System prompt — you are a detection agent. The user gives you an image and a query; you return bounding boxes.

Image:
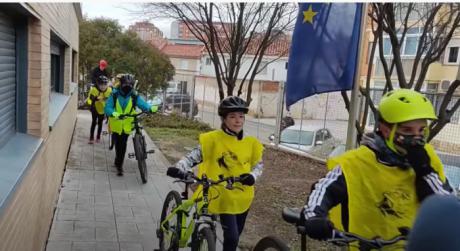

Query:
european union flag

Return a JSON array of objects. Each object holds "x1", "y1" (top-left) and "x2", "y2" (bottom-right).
[{"x1": 286, "y1": 3, "x2": 363, "y2": 108}]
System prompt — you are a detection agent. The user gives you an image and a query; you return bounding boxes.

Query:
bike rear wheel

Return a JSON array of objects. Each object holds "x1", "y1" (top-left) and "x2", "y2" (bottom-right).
[
  {"x1": 133, "y1": 134, "x2": 148, "y2": 183},
  {"x1": 158, "y1": 190, "x2": 182, "y2": 251},
  {"x1": 253, "y1": 236, "x2": 290, "y2": 251},
  {"x1": 191, "y1": 227, "x2": 216, "y2": 251}
]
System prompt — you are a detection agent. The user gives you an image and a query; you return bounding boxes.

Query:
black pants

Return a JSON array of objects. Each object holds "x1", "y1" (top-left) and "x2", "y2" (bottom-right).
[
  {"x1": 220, "y1": 211, "x2": 249, "y2": 251},
  {"x1": 90, "y1": 109, "x2": 105, "y2": 140},
  {"x1": 113, "y1": 132, "x2": 129, "y2": 169}
]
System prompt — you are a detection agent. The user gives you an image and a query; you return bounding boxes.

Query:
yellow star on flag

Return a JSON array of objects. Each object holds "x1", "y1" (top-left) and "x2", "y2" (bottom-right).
[{"x1": 303, "y1": 5, "x2": 318, "y2": 24}]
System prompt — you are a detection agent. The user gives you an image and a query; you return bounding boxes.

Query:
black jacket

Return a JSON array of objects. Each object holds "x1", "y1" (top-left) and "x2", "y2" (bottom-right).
[{"x1": 91, "y1": 66, "x2": 109, "y2": 84}]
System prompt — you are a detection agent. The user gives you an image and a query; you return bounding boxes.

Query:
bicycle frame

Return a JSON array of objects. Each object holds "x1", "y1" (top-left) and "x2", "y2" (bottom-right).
[{"x1": 160, "y1": 174, "x2": 239, "y2": 249}]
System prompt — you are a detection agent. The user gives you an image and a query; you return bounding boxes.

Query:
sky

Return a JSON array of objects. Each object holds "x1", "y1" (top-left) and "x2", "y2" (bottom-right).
[{"x1": 82, "y1": 2, "x2": 173, "y2": 38}]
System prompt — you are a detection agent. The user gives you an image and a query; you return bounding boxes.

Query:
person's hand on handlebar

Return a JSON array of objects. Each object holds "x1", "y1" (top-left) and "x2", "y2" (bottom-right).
[
  {"x1": 239, "y1": 173, "x2": 255, "y2": 186},
  {"x1": 167, "y1": 167, "x2": 191, "y2": 180},
  {"x1": 112, "y1": 111, "x2": 120, "y2": 119},
  {"x1": 304, "y1": 216, "x2": 335, "y2": 240}
]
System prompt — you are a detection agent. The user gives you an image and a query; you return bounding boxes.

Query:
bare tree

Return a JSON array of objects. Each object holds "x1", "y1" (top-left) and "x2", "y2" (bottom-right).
[
  {"x1": 342, "y1": 3, "x2": 460, "y2": 141},
  {"x1": 142, "y1": 3, "x2": 296, "y2": 104}
]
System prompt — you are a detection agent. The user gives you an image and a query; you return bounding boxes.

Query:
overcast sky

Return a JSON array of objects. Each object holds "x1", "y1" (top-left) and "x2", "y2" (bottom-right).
[{"x1": 82, "y1": 2, "x2": 173, "y2": 38}]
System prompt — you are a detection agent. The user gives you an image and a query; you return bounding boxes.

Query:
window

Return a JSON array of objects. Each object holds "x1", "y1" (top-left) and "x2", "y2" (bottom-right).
[
  {"x1": 180, "y1": 60, "x2": 188, "y2": 70},
  {"x1": 447, "y1": 47, "x2": 459, "y2": 63},
  {"x1": 426, "y1": 83, "x2": 438, "y2": 93},
  {"x1": 403, "y1": 36, "x2": 418, "y2": 56},
  {"x1": 50, "y1": 33, "x2": 65, "y2": 93},
  {"x1": 383, "y1": 37, "x2": 392, "y2": 56},
  {"x1": 205, "y1": 57, "x2": 211, "y2": 65},
  {"x1": 441, "y1": 80, "x2": 451, "y2": 90}
]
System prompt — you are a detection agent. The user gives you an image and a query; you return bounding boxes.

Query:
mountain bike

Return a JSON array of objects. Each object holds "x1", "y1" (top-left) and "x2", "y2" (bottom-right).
[
  {"x1": 253, "y1": 207, "x2": 409, "y2": 251},
  {"x1": 156, "y1": 172, "x2": 242, "y2": 251},
  {"x1": 118, "y1": 111, "x2": 155, "y2": 183}
]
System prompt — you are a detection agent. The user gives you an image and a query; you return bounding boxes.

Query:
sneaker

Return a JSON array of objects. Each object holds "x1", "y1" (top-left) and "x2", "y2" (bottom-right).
[
  {"x1": 116, "y1": 167, "x2": 123, "y2": 176},
  {"x1": 88, "y1": 139, "x2": 94, "y2": 144},
  {"x1": 95, "y1": 138, "x2": 101, "y2": 144}
]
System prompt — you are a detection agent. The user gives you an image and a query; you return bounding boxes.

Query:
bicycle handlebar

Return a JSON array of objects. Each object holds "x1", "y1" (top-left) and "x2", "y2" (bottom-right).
[
  {"x1": 118, "y1": 111, "x2": 149, "y2": 120},
  {"x1": 173, "y1": 171, "x2": 243, "y2": 190}
]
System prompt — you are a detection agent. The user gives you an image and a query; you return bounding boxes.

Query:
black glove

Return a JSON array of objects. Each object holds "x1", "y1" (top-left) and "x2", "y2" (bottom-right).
[
  {"x1": 405, "y1": 145, "x2": 433, "y2": 177},
  {"x1": 239, "y1": 173, "x2": 255, "y2": 186},
  {"x1": 304, "y1": 217, "x2": 334, "y2": 240},
  {"x1": 167, "y1": 167, "x2": 187, "y2": 179}
]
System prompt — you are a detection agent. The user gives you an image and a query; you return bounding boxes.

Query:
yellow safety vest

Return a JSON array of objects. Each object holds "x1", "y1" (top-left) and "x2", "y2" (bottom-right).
[
  {"x1": 86, "y1": 86, "x2": 112, "y2": 114},
  {"x1": 326, "y1": 144, "x2": 445, "y2": 250},
  {"x1": 108, "y1": 97, "x2": 136, "y2": 134},
  {"x1": 193, "y1": 130, "x2": 264, "y2": 214}
]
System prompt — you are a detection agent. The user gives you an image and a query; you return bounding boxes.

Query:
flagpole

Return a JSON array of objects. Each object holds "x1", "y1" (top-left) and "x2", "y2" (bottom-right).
[{"x1": 345, "y1": 3, "x2": 368, "y2": 151}]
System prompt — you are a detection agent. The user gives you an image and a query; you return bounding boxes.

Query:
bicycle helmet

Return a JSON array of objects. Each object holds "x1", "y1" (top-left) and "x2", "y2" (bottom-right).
[
  {"x1": 218, "y1": 96, "x2": 249, "y2": 117},
  {"x1": 96, "y1": 75, "x2": 109, "y2": 92},
  {"x1": 120, "y1": 74, "x2": 135, "y2": 87},
  {"x1": 379, "y1": 89, "x2": 437, "y2": 124},
  {"x1": 378, "y1": 89, "x2": 437, "y2": 153}
]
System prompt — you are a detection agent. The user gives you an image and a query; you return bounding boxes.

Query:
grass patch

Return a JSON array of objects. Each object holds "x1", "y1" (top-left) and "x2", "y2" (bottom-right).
[{"x1": 143, "y1": 114, "x2": 212, "y2": 164}]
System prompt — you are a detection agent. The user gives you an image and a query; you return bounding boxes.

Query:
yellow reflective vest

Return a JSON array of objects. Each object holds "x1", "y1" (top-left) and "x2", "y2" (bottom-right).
[
  {"x1": 326, "y1": 144, "x2": 445, "y2": 250},
  {"x1": 86, "y1": 86, "x2": 112, "y2": 115},
  {"x1": 108, "y1": 97, "x2": 136, "y2": 134},
  {"x1": 193, "y1": 130, "x2": 264, "y2": 214}
]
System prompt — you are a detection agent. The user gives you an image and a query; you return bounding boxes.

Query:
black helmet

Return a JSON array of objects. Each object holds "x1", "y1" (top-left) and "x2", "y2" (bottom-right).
[
  {"x1": 218, "y1": 96, "x2": 248, "y2": 117},
  {"x1": 96, "y1": 75, "x2": 109, "y2": 85},
  {"x1": 120, "y1": 74, "x2": 135, "y2": 87}
]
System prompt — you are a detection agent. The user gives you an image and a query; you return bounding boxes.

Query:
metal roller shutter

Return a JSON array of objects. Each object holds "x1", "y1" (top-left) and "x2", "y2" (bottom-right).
[{"x1": 0, "y1": 11, "x2": 16, "y2": 147}]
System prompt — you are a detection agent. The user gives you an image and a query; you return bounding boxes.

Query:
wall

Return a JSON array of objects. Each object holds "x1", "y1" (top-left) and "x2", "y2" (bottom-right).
[{"x1": 0, "y1": 93, "x2": 77, "y2": 251}]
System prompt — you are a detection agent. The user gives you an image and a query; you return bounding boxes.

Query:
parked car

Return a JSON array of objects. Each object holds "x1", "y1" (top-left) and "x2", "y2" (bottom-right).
[
  {"x1": 164, "y1": 93, "x2": 198, "y2": 116},
  {"x1": 269, "y1": 125, "x2": 333, "y2": 153}
]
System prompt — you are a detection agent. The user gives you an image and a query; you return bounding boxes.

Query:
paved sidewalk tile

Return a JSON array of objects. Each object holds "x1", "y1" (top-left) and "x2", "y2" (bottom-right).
[{"x1": 46, "y1": 110, "x2": 227, "y2": 251}]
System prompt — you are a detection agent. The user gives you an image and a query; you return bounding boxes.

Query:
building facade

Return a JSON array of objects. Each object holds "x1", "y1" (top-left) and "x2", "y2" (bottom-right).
[
  {"x1": 0, "y1": 3, "x2": 81, "y2": 250},
  {"x1": 129, "y1": 21, "x2": 167, "y2": 50}
]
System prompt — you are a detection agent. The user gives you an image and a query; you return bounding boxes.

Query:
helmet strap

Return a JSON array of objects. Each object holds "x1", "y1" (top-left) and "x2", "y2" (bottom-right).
[
  {"x1": 221, "y1": 123, "x2": 243, "y2": 140},
  {"x1": 385, "y1": 124, "x2": 400, "y2": 154}
]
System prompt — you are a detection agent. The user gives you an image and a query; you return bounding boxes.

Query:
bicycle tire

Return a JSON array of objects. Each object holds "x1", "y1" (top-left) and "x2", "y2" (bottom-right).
[
  {"x1": 191, "y1": 227, "x2": 216, "y2": 251},
  {"x1": 158, "y1": 190, "x2": 183, "y2": 251},
  {"x1": 133, "y1": 134, "x2": 148, "y2": 183},
  {"x1": 253, "y1": 236, "x2": 290, "y2": 251}
]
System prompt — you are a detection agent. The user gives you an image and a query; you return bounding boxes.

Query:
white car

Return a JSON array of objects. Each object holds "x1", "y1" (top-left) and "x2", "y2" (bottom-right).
[{"x1": 270, "y1": 125, "x2": 333, "y2": 153}]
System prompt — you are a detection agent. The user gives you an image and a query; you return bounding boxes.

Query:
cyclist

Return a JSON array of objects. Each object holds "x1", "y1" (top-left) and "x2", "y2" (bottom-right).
[
  {"x1": 91, "y1": 59, "x2": 110, "y2": 84},
  {"x1": 301, "y1": 89, "x2": 452, "y2": 246},
  {"x1": 406, "y1": 194, "x2": 460, "y2": 251},
  {"x1": 86, "y1": 75, "x2": 112, "y2": 144},
  {"x1": 104, "y1": 74, "x2": 158, "y2": 176},
  {"x1": 166, "y1": 96, "x2": 264, "y2": 251}
]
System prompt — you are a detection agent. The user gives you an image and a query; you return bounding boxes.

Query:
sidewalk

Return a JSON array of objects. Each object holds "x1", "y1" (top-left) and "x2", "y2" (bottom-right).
[{"x1": 45, "y1": 111, "x2": 225, "y2": 251}]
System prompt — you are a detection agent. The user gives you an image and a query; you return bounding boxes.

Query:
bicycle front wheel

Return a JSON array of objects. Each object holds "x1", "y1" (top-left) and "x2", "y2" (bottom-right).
[
  {"x1": 253, "y1": 236, "x2": 290, "y2": 251},
  {"x1": 133, "y1": 134, "x2": 147, "y2": 183},
  {"x1": 191, "y1": 227, "x2": 216, "y2": 251},
  {"x1": 158, "y1": 190, "x2": 182, "y2": 251}
]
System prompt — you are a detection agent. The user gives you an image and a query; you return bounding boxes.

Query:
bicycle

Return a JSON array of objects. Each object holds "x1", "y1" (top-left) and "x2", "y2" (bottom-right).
[
  {"x1": 253, "y1": 207, "x2": 409, "y2": 251},
  {"x1": 156, "y1": 172, "x2": 242, "y2": 251},
  {"x1": 116, "y1": 111, "x2": 155, "y2": 183}
]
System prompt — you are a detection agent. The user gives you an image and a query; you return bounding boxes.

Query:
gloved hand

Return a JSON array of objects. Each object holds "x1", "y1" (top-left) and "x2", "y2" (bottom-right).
[
  {"x1": 405, "y1": 145, "x2": 433, "y2": 177},
  {"x1": 304, "y1": 217, "x2": 334, "y2": 240},
  {"x1": 167, "y1": 167, "x2": 187, "y2": 179},
  {"x1": 150, "y1": 105, "x2": 158, "y2": 113},
  {"x1": 239, "y1": 173, "x2": 255, "y2": 186},
  {"x1": 112, "y1": 112, "x2": 120, "y2": 118}
]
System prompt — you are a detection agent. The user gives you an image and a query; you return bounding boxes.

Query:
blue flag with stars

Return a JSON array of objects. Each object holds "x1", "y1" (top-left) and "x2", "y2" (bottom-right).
[{"x1": 286, "y1": 3, "x2": 363, "y2": 108}]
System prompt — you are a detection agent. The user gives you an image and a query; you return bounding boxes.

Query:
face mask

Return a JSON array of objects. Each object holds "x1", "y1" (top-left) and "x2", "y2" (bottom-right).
[
  {"x1": 121, "y1": 85, "x2": 132, "y2": 95},
  {"x1": 394, "y1": 133, "x2": 426, "y2": 151}
]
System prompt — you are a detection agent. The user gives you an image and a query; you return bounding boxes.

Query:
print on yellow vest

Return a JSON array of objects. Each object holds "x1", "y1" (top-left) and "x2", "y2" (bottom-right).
[{"x1": 192, "y1": 130, "x2": 263, "y2": 214}]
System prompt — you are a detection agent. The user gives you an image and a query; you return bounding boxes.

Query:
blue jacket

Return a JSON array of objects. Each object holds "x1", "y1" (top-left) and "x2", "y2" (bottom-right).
[{"x1": 105, "y1": 89, "x2": 151, "y2": 116}]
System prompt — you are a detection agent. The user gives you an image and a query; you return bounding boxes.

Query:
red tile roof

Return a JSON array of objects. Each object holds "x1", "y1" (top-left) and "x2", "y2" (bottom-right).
[{"x1": 161, "y1": 44, "x2": 204, "y2": 59}]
